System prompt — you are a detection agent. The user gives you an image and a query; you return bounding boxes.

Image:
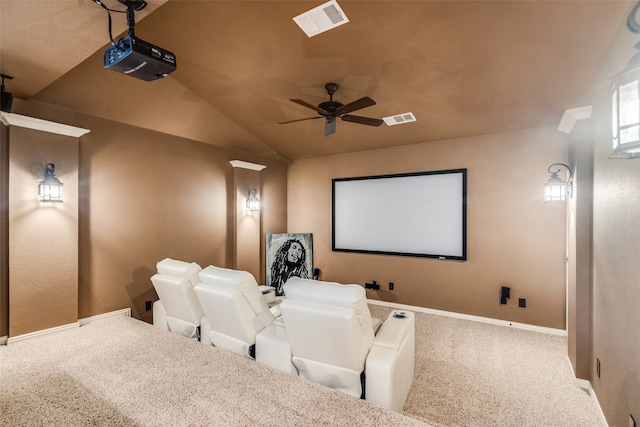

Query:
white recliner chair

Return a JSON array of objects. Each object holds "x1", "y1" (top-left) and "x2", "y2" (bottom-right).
[
  {"x1": 194, "y1": 266, "x2": 296, "y2": 373},
  {"x1": 151, "y1": 258, "x2": 205, "y2": 340},
  {"x1": 280, "y1": 277, "x2": 415, "y2": 412}
]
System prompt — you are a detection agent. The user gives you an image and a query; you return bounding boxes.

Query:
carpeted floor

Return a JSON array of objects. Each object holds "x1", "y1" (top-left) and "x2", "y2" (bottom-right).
[
  {"x1": 0, "y1": 306, "x2": 603, "y2": 426},
  {"x1": 368, "y1": 304, "x2": 602, "y2": 426}
]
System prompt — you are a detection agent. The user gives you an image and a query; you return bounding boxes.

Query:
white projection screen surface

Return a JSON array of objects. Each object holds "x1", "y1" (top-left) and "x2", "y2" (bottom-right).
[{"x1": 332, "y1": 169, "x2": 467, "y2": 260}]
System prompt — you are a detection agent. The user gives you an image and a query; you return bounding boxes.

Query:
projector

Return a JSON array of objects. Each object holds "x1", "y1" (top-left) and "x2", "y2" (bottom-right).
[{"x1": 104, "y1": 35, "x2": 176, "y2": 81}]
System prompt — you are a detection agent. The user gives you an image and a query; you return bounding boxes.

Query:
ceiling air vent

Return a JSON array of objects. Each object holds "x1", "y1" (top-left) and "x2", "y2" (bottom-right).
[
  {"x1": 293, "y1": 0, "x2": 349, "y2": 38},
  {"x1": 383, "y1": 112, "x2": 417, "y2": 126}
]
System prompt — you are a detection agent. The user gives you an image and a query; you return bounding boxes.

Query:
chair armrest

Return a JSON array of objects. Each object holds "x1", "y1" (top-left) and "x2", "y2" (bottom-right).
[
  {"x1": 152, "y1": 300, "x2": 168, "y2": 330},
  {"x1": 200, "y1": 316, "x2": 212, "y2": 346},
  {"x1": 373, "y1": 311, "x2": 413, "y2": 349},
  {"x1": 259, "y1": 285, "x2": 276, "y2": 304},
  {"x1": 256, "y1": 324, "x2": 297, "y2": 374},
  {"x1": 365, "y1": 310, "x2": 415, "y2": 412}
]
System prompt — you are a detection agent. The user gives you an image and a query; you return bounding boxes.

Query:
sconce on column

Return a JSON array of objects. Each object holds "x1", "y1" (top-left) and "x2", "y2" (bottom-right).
[
  {"x1": 544, "y1": 163, "x2": 572, "y2": 203},
  {"x1": 246, "y1": 188, "x2": 261, "y2": 211},
  {"x1": 38, "y1": 163, "x2": 63, "y2": 202}
]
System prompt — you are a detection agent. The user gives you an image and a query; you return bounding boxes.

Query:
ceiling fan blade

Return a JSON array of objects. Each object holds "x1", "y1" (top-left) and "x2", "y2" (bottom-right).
[
  {"x1": 278, "y1": 116, "x2": 323, "y2": 124},
  {"x1": 338, "y1": 97, "x2": 377, "y2": 114},
  {"x1": 324, "y1": 119, "x2": 337, "y2": 136},
  {"x1": 341, "y1": 114, "x2": 384, "y2": 127},
  {"x1": 290, "y1": 99, "x2": 327, "y2": 114}
]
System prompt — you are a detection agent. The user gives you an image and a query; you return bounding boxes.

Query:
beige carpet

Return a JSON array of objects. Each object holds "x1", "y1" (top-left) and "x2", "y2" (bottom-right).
[
  {"x1": 0, "y1": 314, "x2": 425, "y2": 426},
  {"x1": 368, "y1": 305, "x2": 602, "y2": 426},
  {"x1": 0, "y1": 306, "x2": 603, "y2": 426}
]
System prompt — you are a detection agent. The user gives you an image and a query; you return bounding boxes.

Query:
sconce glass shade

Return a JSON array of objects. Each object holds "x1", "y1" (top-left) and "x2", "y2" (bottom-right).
[
  {"x1": 544, "y1": 163, "x2": 572, "y2": 203},
  {"x1": 246, "y1": 188, "x2": 261, "y2": 211},
  {"x1": 611, "y1": 51, "x2": 640, "y2": 157},
  {"x1": 38, "y1": 163, "x2": 63, "y2": 202}
]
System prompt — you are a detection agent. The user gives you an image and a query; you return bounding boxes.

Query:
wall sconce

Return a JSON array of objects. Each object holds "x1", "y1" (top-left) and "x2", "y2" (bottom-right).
[
  {"x1": 38, "y1": 163, "x2": 63, "y2": 202},
  {"x1": 610, "y1": 1, "x2": 640, "y2": 159},
  {"x1": 544, "y1": 163, "x2": 573, "y2": 203},
  {"x1": 246, "y1": 188, "x2": 261, "y2": 211}
]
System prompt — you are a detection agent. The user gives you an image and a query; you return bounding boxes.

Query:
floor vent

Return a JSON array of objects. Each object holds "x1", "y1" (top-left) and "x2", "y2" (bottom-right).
[{"x1": 293, "y1": 0, "x2": 349, "y2": 37}]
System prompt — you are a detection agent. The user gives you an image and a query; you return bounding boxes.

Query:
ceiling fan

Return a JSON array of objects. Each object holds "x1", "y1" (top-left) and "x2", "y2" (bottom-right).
[{"x1": 279, "y1": 83, "x2": 384, "y2": 136}]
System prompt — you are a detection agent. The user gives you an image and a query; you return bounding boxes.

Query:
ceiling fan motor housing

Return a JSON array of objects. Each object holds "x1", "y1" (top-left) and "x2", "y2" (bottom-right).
[{"x1": 318, "y1": 101, "x2": 344, "y2": 117}]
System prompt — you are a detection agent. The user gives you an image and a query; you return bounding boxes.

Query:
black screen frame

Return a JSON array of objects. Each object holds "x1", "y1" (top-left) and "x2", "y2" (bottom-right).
[{"x1": 331, "y1": 169, "x2": 467, "y2": 260}]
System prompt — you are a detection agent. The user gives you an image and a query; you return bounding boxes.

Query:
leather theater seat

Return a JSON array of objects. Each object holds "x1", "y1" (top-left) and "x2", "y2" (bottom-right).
[
  {"x1": 151, "y1": 258, "x2": 205, "y2": 340},
  {"x1": 279, "y1": 277, "x2": 415, "y2": 412},
  {"x1": 194, "y1": 265, "x2": 296, "y2": 374}
]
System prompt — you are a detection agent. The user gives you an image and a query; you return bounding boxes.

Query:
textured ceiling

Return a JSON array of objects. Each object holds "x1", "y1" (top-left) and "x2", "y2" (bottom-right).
[{"x1": 0, "y1": 0, "x2": 635, "y2": 160}]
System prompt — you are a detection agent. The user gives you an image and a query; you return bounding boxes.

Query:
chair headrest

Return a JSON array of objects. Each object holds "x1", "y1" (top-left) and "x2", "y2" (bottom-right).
[
  {"x1": 284, "y1": 277, "x2": 375, "y2": 346},
  {"x1": 156, "y1": 258, "x2": 202, "y2": 286},
  {"x1": 199, "y1": 265, "x2": 258, "y2": 288},
  {"x1": 284, "y1": 277, "x2": 363, "y2": 306}
]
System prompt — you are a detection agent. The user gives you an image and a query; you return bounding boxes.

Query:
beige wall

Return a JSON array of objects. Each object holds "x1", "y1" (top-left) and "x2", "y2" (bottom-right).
[
  {"x1": 8, "y1": 126, "x2": 79, "y2": 336},
  {"x1": 566, "y1": 119, "x2": 594, "y2": 381},
  {"x1": 9, "y1": 100, "x2": 287, "y2": 327},
  {"x1": 591, "y1": 102, "x2": 640, "y2": 426},
  {"x1": 0, "y1": 125, "x2": 9, "y2": 338},
  {"x1": 288, "y1": 127, "x2": 568, "y2": 329}
]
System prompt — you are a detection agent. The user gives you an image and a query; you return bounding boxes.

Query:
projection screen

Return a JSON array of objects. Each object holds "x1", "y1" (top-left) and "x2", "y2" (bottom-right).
[{"x1": 332, "y1": 169, "x2": 467, "y2": 260}]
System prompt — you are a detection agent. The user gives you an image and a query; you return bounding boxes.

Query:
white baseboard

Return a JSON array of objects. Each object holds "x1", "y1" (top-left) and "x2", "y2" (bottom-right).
[
  {"x1": 4, "y1": 308, "x2": 132, "y2": 345},
  {"x1": 7, "y1": 322, "x2": 79, "y2": 344},
  {"x1": 574, "y1": 379, "x2": 608, "y2": 426},
  {"x1": 0, "y1": 335, "x2": 7, "y2": 345},
  {"x1": 367, "y1": 299, "x2": 567, "y2": 336},
  {"x1": 78, "y1": 308, "x2": 131, "y2": 326}
]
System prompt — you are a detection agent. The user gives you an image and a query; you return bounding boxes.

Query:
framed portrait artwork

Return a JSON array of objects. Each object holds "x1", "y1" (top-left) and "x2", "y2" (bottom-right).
[{"x1": 266, "y1": 233, "x2": 313, "y2": 296}]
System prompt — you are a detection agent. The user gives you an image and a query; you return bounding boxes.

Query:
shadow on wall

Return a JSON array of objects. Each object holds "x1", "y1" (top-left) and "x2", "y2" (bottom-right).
[{"x1": 126, "y1": 266, "x2": 157, "y2": 324}]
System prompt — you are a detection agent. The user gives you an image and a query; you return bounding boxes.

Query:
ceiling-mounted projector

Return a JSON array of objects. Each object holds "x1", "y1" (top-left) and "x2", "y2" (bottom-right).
[
  {"x1": 104, "y1": 35, "x2": 176, "y2": 81},
  {"x1": 97, "y1": 0, "x2": 176, "y2": 81}
]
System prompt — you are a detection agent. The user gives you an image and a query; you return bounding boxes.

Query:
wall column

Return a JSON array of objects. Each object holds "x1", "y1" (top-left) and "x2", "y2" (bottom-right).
[
  {"x1": 0, "y1": 124, "x2": 9, "y2": 341},
  {"x1": 2, "y1": 112, "x2": 89, "y2": 338},
  {"x1": 230, "y1": 160, "x2": 266, "y2": 282}
]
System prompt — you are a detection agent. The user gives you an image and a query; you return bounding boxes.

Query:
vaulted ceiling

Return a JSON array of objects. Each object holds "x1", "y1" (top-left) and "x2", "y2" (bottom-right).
[{"x1": 0, "y1": 1, "x2": 635, "y2": 160}]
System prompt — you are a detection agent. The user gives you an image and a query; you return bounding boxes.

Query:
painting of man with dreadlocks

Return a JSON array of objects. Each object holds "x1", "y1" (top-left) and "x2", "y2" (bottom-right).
[{"x1": 266, "y1": 233, "x2": 313, "y2": 296}]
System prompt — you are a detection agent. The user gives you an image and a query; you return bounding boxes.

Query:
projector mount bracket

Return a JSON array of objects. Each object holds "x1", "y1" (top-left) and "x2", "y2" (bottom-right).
[
  {"x1": 117, "y1": 0, "x2": 147, "y2": 37},
  {"x1": 92, "y1": 0, "x2": 146, "y2": 44}
]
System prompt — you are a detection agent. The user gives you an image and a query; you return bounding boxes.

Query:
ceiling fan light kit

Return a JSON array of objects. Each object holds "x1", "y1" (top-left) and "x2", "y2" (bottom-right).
[
  {"x1": 279, "y1": 83, "x2": 383, "y2": 136},
  {"x1": 293, "y1": 0, "x2": 349, "y2": 37}
]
